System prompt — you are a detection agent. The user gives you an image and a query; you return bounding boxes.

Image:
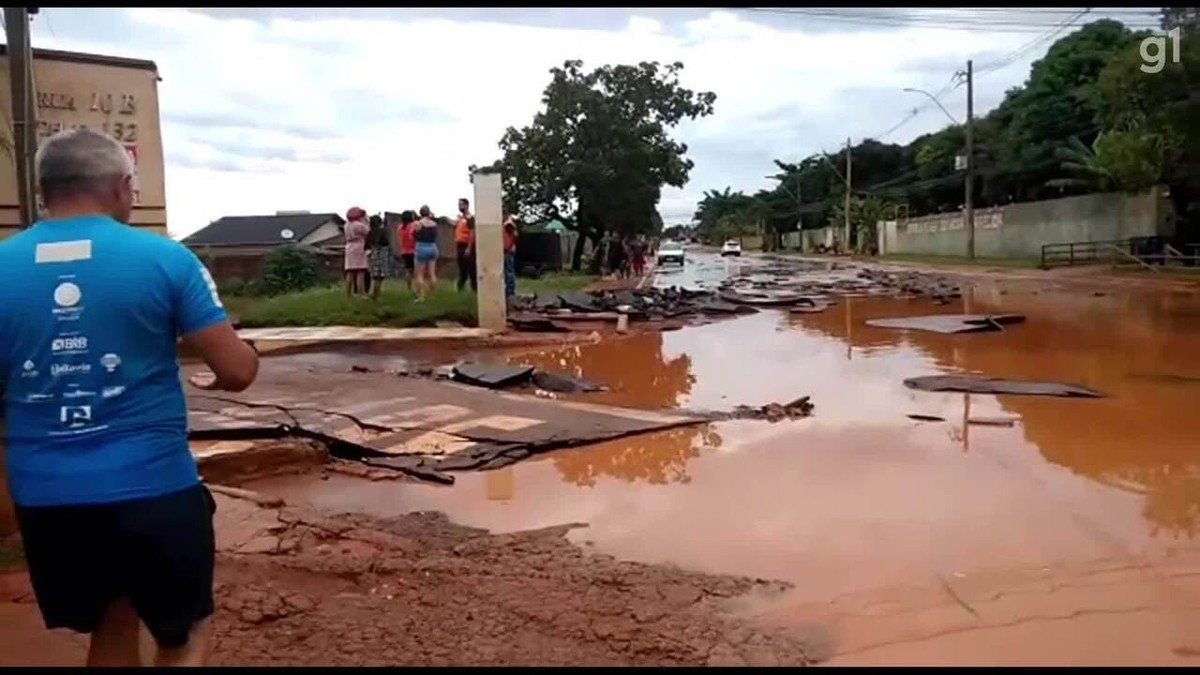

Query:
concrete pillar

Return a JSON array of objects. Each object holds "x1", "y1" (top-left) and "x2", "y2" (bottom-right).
[{"x1": 472, "y1": 171, "x2": 506, "y2": 330}]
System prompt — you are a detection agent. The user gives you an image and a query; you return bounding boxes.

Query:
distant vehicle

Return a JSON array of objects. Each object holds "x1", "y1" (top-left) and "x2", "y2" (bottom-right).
[
  {"x1": 657, "y1": 240, "x2": 685, "y2": 266},
  {"x1": 721, "y1": 239, "x2": 742, "y2": 257}
]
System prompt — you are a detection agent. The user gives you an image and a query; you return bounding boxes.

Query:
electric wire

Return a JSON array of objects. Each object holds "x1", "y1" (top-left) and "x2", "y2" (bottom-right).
[
  {"x1": 975, "y1": 8, "x2": 1092, "y2": 76},
  {"x1": 737, "y1": 7, "x2": 1159, "y2": 33}
]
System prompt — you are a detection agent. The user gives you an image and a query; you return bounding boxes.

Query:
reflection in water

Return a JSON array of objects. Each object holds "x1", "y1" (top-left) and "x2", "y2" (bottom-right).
[
  {"x1": 505, "y1": 331, "x2": 696, "y2": 410},
  {"x1": 553, "y1": 425, "x2": 723, "y2": 487},
  {"x1": 790, "y1": 282, "x2": 1200, "y2": 539},
  {"x1": 485, "y1": 466, "x2": 515, "y2": 501},
  {"x1": 503, "y1": 331, "x2": 717, "y2": 486}
]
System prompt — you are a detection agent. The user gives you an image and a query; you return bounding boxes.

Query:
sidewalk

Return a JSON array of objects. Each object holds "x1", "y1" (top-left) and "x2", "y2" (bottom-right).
[{"x1": 749, "y1": 249, "x2": 1200, "y2": 292}]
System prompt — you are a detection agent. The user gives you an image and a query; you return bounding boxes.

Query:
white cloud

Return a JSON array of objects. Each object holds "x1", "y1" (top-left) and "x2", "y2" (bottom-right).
[
  {"x1": 627, "y1": 16, "x2": 664, "y2": 35},
  {"x1": 30, "y1": 8, "x2": 1072, "y2": 235}
]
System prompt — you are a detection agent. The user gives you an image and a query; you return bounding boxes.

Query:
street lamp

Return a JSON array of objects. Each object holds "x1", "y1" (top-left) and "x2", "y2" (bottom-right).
[
  {"x1": 902, "y1": 87, "x2": 959, "y2": 126},
  {"x1": 904, "y1": 80, "x2": 975, "y2": 260}
]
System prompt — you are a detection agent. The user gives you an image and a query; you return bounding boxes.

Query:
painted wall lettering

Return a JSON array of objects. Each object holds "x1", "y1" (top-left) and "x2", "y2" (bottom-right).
[
  {"x1": 90, "y1": 92, "x2": 113, "y2": 114},
  {"x1": 105, "y1": 121, "x2": 137, "y2": 143},
  {"x1": 36, "y1": 92, "x2": 76, "y2": 111}
]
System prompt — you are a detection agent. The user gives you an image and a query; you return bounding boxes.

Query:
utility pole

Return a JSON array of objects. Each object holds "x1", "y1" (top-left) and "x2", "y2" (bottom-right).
[
  {"x1": 964, "y1": 59, "x2": 975, "y2": 260},
  {"x1": 844, "y1": 136, "x2": 852, "y2": 253},
  {"x1": 793, "y1": 173, "x2": 801, "y2": 251},
  {"x1": 5, "y1": 7, "x2": 37, "y2": 227}
]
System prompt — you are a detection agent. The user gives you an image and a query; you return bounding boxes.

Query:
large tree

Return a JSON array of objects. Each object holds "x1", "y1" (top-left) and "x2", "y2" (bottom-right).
[
  {"x1": 490, "y1": 60, "x2": 715, "y2": 270},
  {"x1": 1093, "y1": 10, "x2": 1200, "y2": 236},
  {"x1": 691, "y1": 17, "x2": 1167, "y2": 245}
]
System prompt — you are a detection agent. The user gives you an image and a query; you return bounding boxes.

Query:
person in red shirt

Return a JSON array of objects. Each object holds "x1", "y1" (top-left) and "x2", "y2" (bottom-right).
[
  {"x1": 394, "y1": 210, "x2": 417, "y2": 292},
  {"x1": 502, "y1": 210, "x2": 518, "y2": 298},
  {"x1": 630, "y1": 235, "x2": 647, "y2": 277}
]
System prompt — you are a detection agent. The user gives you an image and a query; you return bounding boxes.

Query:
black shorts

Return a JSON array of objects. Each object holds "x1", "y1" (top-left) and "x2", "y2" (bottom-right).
[
  {"x1": 15, "y1": 484, "x2": 217, "y2": 648},
  {"x1": 400, "y1": 253, "x2": 415, "y2": 272}
]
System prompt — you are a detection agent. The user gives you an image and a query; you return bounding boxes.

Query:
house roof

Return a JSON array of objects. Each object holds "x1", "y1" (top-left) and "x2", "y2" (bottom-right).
[
  {"x1": 183, "y1": 213, "x2": 344, "y2": 247},
  {"x1": 309, "y1": 231, "x2": 345, "y2": 247},
  {"x1": 0, "y1": 45, "x2": 158, "y2": 72}
]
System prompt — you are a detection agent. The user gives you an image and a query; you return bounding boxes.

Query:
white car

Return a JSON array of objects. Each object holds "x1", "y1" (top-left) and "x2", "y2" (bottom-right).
[
  {"x1": 721, "y1": 239, "x2": 742, "y2": 257},
  {"x1": 656, "y1": 240, "x2": 685, "y2": 266}
]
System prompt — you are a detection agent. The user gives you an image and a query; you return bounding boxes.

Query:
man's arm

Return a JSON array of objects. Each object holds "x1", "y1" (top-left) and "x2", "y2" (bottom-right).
[{"x1": 171, "y1": 246, "x2": 259, "y2": 392}]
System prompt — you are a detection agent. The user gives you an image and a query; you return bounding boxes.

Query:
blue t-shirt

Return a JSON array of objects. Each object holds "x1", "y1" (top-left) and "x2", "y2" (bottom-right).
[{"x1": 0, "y1": 215, "x2": 228, "y2": 507}]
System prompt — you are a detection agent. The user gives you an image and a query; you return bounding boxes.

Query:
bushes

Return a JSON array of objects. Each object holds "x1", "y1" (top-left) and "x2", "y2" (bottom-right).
[{"x1": 260, "y1": 245, "x2": 325, "y2": 296}]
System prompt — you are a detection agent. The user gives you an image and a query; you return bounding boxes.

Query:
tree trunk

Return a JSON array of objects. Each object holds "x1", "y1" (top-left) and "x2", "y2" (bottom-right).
[
  {"x1": 571, "y1": 231, "x2": 587, "y2": 272},
  {"x1": 587, "y1": 232, "x2": 604, "y2": 274}
]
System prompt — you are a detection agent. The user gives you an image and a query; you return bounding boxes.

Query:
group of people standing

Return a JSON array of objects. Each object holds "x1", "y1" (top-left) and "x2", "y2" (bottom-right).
[
  {"x1": 340, "y1": 198, "x2": 519, "y2": 303},
  {"x1": 602, "y1": 233, "x2": 650, "y2": 279}
]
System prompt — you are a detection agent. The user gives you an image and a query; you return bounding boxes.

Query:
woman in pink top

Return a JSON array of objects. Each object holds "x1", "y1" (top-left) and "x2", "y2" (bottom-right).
[{"x1": 343, "y1": 206, "x2": 370, "y2": 296}]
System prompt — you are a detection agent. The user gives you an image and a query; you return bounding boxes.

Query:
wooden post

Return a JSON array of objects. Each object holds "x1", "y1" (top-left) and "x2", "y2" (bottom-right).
[
  {"x1": 5, "y1": 7, "x2": 37, "y2": 227},
  {"x1": 472, "y1": 170, "x2": 506, "y2": 330}
]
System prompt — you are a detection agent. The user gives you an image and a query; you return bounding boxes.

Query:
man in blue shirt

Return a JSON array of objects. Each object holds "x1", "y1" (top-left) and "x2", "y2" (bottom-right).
[{"x1": 0, "y1": 128, "x2": 259, "y2": 666}]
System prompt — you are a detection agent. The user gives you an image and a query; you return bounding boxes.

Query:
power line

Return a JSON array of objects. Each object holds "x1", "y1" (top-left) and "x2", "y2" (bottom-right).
[
  {"x1": 737, "y1": 7, "x2": 1158, "y2": 33},
  {"x1": 866, "y1": 71, "x2": 963, "y2": 142},
  {"x1": 975, "y1": 8, "x2": 1092, "y2": 75},
  {"x1": 35, "y1": 8, "x2": 59, "y2": 40},
  {"x1": 740, "y1": 7, "x2": 1156, "y2": 24}
]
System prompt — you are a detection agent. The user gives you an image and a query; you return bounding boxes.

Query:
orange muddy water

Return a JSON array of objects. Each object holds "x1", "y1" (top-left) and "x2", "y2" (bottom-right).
[{"x1": 252, "y1": 260, "x2": 1200, "y2": 665}]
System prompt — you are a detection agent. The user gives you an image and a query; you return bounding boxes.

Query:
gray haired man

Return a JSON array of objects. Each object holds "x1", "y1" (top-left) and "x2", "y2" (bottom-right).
[{"x1": 0, "y1": 128, "x2": 259, "y2": 665}]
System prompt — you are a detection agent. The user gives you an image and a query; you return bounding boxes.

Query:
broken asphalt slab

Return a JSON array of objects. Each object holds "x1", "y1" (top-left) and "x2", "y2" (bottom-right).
[
  {"x1": 185, "y1": 367, "x2": 701, "y2": 484},
  {"x1": 720, "y1": 264, "x2": 965, "y2": 303},
  {"x1": 866, "y1": 314, "x2": 1026, "y2": 335},
  {"x1": 508, "y1": 285, "x2": 762, "y2": 332},
  {"x1": 531, "y1": 370, "x2": 607, "y2": 394},
  {"x1": 451, "y1": 362, "x2": 535, "y2": 389},
  {"x1": 904, "y1": 375, "x2": 1105, "y2": 398}
]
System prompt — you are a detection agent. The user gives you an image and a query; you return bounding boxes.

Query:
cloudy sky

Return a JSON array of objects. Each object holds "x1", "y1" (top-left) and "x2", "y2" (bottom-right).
[{"x1": 26, "y1": 7, "x2": 1158, "y2": 238}]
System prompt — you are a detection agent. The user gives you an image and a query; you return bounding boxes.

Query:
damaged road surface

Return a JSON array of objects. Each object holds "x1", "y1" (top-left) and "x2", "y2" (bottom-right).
[
  {"x1": 186, "y1": 367, "x2": 702, "y2": 484},
  {"x1": 904, "y1": 374, "x2": 1105, "y2": 398},
  {"x1": 866, "y1": 313, "x2": 1026, "y2": 334}
]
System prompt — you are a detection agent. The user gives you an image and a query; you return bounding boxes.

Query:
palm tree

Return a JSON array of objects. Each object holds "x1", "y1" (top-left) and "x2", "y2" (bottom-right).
[{"x1": 1047, "y1": 136, "x2": 1114, "y2": 192}]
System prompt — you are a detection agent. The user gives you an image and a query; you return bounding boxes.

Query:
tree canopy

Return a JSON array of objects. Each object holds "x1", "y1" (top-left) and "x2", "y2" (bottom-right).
[
  {"x1": 483, "y1": 60, "x2": 715, "y2": 269},
  {"x1": 693, "y1": 15, "x2": 1199, "y2": 250}
]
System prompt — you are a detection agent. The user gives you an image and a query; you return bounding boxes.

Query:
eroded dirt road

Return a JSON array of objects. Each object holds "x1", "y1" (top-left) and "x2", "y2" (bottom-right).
[{"x1": 0, "y1": 490, "x2": 813, "y2": 666}]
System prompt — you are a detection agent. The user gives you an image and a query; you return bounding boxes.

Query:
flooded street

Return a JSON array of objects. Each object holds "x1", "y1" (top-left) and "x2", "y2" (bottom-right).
[{"x1": 252, "y1": 250, "x2": 1200, "y2": 664}]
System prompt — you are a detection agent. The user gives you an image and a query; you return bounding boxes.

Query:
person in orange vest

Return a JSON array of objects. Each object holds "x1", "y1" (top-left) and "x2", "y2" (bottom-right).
[
  {"x1": 502, "y1": 210, "x2": 518, "y2": 298},
  {"x1": 454, "y1": 198, "x2": 477, "y2": 292}
]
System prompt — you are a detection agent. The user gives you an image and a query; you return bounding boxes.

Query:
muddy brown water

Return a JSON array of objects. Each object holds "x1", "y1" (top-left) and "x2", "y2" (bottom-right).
[{"x1": 249, "y1": 255, "x2": 1200, "y2": 665}]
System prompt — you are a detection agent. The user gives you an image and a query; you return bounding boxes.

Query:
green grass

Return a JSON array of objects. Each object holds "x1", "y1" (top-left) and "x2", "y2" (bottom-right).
[
  {"x1": 880, "y1": 254, "x2": 1042, "y2": 269},
  {"x1": 235, "y1": 273, "x2": 598, "y2": 328},
  {"x1": 238, "y1": 282, "x2": 476, "y2": 328},
  {"x1": 221, "y1": 295, "x2": 261, "y2": 319},
  {"x1": 516, "y1": 272, "x2": 598, "y2": 295}
]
